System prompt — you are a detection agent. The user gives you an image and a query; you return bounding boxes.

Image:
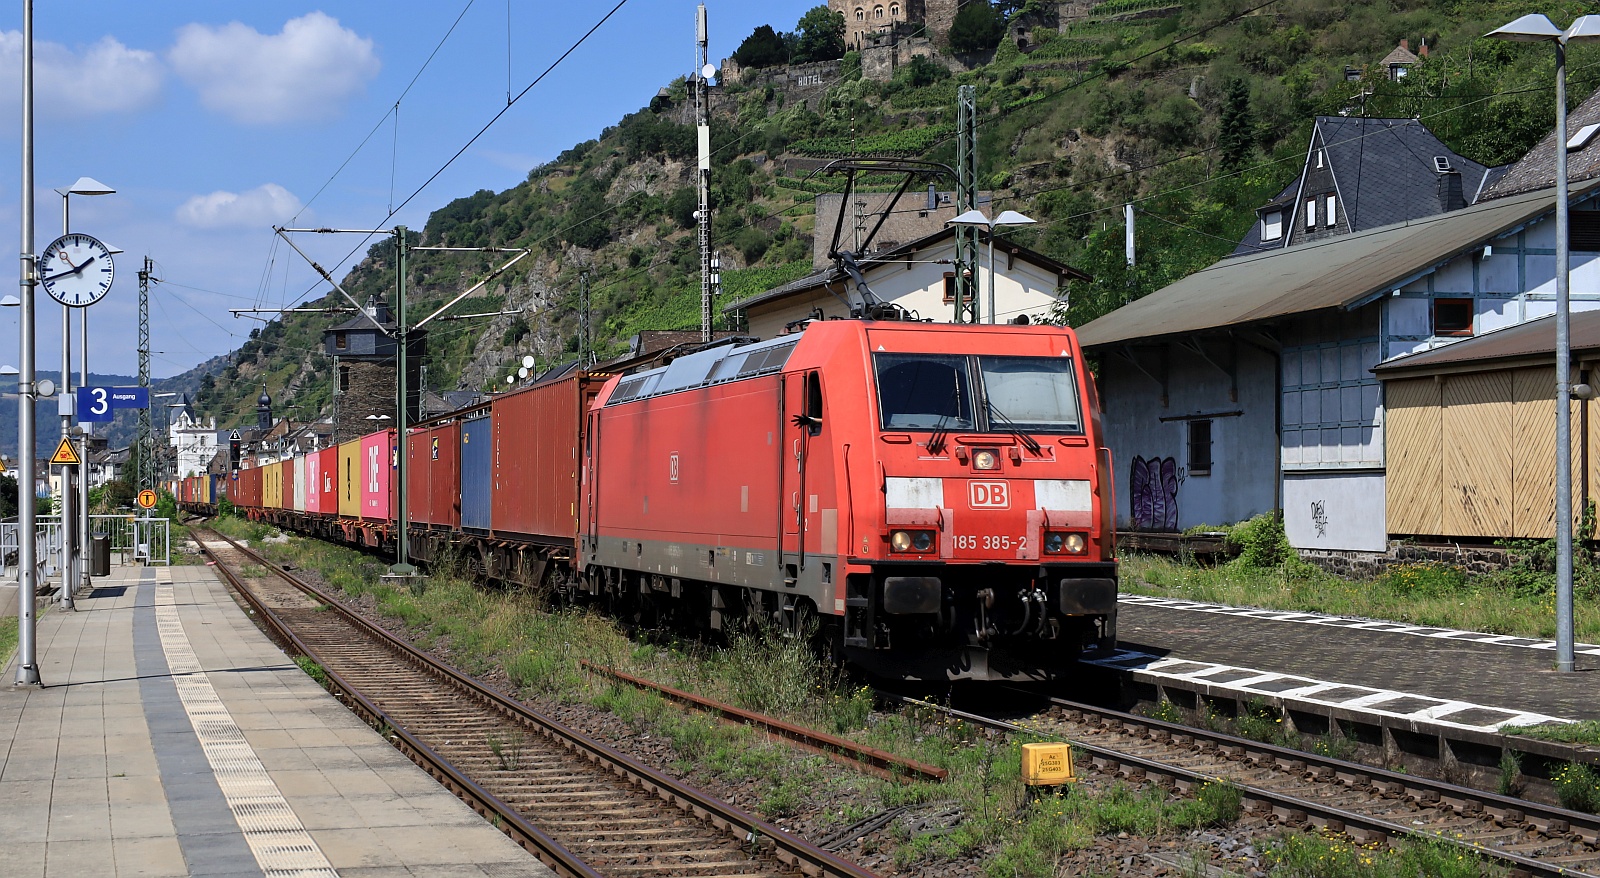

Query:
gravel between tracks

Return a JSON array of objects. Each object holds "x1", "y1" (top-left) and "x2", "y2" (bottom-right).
[{"x1": 241, "y1": 548, "x2": 1340, "y2": 877}]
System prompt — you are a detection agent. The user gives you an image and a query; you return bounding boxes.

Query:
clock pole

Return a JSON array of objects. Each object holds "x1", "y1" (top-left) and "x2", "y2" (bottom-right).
[
  {"x1": 15, "y1": 0, "x2": 41, "y2": 685},
  {"x1": 58, "y1": 234, "x2": 77, "y2": 611}
]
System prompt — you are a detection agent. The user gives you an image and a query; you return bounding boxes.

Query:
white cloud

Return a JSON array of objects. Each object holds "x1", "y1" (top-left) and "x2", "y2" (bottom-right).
[
  {"x1": 176, "y1": 183, "x2": 303, "y2": 229},
  {"x1": 0, "y1": 32, "x2": 164, "y2": 117},
  {"x1": 168, "y1": 12, "x2": 379, "y2": 125}
]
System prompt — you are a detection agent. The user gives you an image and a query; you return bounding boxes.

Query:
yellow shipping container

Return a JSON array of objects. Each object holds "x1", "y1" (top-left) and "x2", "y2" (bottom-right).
[{"x1": 338, "y1": 440, "x2": 362, "y2": 518}]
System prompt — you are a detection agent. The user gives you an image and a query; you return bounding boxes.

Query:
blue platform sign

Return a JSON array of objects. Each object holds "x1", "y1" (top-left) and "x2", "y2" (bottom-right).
[{"x1": 77, "y1": 386, "x2": 149, "y2": 423}]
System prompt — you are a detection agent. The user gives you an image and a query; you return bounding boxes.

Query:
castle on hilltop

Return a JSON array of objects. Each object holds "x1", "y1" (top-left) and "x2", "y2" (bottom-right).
[{"x1": 831, "y1": 0, "x2": 964, "y2": 54}]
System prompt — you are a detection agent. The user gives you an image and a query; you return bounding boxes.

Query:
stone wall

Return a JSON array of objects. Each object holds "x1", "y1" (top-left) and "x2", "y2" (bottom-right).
[
  {"x1": 334, "y1": 359, "x2": 396, "y2": 445},
  {"x1": 1297, "y1": 541, "x2": 1514, "y2": 578}
]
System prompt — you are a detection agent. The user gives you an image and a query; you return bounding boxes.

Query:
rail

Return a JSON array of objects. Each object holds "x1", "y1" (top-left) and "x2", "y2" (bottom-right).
[
  {"x1": 877, "y1": 689, "x2": 1599, "y2": 878},
  {"x1": 199, "y1": 528, "x2": 880, "y2": 878}
]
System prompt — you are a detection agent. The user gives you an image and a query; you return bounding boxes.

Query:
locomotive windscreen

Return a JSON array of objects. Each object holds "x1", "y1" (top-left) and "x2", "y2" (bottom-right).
[
  {"x1": 874, "y1": 354, "x2": 1082, "y2": 434},
  {"x1": 874, "y1": 354, "x2": 975, "y2": 430}
]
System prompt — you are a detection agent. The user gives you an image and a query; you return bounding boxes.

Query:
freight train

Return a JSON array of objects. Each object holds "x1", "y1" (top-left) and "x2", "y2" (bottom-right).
[{"x1": 182, "y1": 319, "x2": 1118, "y2": 681}]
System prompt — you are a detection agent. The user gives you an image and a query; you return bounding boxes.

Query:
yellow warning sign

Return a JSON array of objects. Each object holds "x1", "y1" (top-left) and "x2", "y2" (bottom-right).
[{"x1": 50, "y1": 437, "x2": 80, "y2": 466}]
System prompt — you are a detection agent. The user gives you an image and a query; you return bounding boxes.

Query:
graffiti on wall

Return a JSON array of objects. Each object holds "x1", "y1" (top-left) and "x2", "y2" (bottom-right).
[{"x1": 1129, "y1": 456, "x2": 1180, "y2": 531}]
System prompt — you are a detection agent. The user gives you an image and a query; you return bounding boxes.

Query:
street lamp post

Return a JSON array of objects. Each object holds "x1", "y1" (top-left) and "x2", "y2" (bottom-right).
[
  {"x1": 53, "y1": 177, "x2": 114, "y2": 610},
  {"x1": 946, "y1": 209, "x2": 1037, "y2": 324},
  {"x1": 16, "y1": 1, "x2": 40, "y2": 684},
  {"x1": 1487, "y1": 13, "x2": 1600, "y2": 673}
]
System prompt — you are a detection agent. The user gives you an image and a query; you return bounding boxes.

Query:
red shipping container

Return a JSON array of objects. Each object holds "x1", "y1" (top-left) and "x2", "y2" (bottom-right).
[
  {"x1": 360, "y1": 429, "x2": 396, "y2": 522},
  {"x1": 316, "y1": 447, "x2": 338, "y2": 516},
  {"x1": 406, "y1": 427, "x2": 430, "y2": 527},
  {"x1": 407, "y1": 423, "x2": 460, "y2": 530},
  {"x1": 491, "y1": 374, "x2": 602, "y2": 543},
  {"x1": 238, "y1": 466, "x2": 261, "y2": 509}
]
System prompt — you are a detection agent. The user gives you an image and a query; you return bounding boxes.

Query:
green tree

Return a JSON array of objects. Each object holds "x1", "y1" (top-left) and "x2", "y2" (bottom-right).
[
  {"x1": 732, "y1": 24, "x2": 789, "y2": 69},
  {"x1": 1217, "y1": 77, "x2": 1253, "y2": 173},
  {"x1": 792, "y1": 6, "x2": 845, "y2": 63},
  {"x1": 948, "y1": 2, "x2": 1004, "y2": 54}
]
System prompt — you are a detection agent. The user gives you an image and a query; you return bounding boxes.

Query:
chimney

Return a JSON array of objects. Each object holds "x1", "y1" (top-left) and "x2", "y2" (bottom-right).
[
  {"x1": 1419, "y1": 40, "x2": 1428, "y2": 58},
  {"x1": 927, "y1": 184, "x2": 937, "y2": 212},
  {"x1": 1438, "y1": 171, "x2": 1464, "y2": 212},
  {"x1": 1400, "y1": 39, "x2": 1408, "y2": 51}
]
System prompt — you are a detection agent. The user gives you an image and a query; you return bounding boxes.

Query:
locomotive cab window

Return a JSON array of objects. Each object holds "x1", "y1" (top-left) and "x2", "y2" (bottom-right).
[
  {"x1": 874, "y1": 353, "x2": 1083, "y2": 434},
  {"x1": 804, "y1": 372, "x2": 823, "y2": 435},
  {"x1": 875, "y1": 354, "x2": 974, "y2": 430}
]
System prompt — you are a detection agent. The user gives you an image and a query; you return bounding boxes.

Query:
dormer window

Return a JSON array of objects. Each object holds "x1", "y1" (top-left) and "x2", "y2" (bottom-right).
[{"x1": 1262, "y1": 210, "x2": 1283, "y2": 241}]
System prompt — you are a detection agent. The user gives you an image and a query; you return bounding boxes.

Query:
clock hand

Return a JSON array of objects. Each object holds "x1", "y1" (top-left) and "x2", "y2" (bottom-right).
[{"x1": 40, "y1": 255, "x2": 94, "y2": 282}]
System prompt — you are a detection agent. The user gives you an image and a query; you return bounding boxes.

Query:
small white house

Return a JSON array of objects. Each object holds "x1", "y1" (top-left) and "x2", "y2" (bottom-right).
[
  {"x1": 725, "y1": 227, "x2": 1089, "y2": 338},
  {"x1": 168, "y1": 395, "x2": 219, "y2": 480}
]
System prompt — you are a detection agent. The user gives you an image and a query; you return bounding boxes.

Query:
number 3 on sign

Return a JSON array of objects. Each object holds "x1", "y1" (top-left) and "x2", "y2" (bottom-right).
[{"x1": 89, "y1": 387, "x2": 109, "y2": 415}]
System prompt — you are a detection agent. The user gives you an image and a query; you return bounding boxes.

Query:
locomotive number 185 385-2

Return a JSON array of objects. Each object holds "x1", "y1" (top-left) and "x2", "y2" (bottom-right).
[{"x1": 952, "y1": 534, "x2": 1025, "y2": 550}]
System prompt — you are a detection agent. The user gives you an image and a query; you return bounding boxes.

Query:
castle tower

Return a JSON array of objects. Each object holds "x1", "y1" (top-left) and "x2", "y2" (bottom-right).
[
  {"x1": 256, "y1": 386, "x2": 272, "y2": 432},
  {"x1": 832, "y1": 0, "x2": 924, "y2": 52}
]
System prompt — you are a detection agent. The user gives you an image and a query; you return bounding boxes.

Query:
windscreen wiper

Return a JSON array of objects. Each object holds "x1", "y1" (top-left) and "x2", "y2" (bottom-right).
[{"x1": 985, "y1": 400, "x2": 1043, "y2": 456}]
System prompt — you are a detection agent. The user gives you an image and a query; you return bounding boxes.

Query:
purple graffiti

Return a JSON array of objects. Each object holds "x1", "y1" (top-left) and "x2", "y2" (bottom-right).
[{"x1": 1129, "y1": 456, "x2": 1180, "y2": 531}]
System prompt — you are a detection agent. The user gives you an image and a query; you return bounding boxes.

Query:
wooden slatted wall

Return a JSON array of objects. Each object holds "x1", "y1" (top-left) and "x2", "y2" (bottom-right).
[
  {"x1": 1384, "y1": 378, "x2": 1442, "y2": 535},
  {"x1": 1442, "y1": 372, "x2": 1514, "y2": 537}
]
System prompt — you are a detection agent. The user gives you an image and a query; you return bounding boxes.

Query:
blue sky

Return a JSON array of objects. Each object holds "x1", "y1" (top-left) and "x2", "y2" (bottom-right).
[{"x1": 0, "y1": 1, "x2": 817, "y2": 380}]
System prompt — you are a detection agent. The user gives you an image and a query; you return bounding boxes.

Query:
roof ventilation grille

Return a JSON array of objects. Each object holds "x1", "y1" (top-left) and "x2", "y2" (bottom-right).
[{"x1": 1433, "y1": 156, "x2": 1453, "y2": 174}]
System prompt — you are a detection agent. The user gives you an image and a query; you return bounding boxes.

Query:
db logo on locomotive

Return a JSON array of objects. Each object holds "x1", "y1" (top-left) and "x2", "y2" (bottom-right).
[{"x1": 968, "y1": 481, "x2": 1009, "y2": 509}]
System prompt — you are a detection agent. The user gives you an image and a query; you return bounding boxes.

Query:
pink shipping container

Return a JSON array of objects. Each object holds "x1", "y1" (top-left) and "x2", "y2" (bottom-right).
[
  {"x1": 407, "y1": 428, "x2": 430, "y2": 527},
  {"x1": 305, "y1": 451, "x2": 323, "y2": 514},
  {"x1": 360, "y1": 429, "x2": 396, "y2": 522}
]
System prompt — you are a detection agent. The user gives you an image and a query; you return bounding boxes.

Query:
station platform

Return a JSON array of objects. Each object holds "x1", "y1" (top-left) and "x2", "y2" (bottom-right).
[
  {"x1": 1096, "y1": 594, "x2": 1600, "y2": 730},
  {"x1": 0, "y1": 562, "x2": 552, "y2": 878}
]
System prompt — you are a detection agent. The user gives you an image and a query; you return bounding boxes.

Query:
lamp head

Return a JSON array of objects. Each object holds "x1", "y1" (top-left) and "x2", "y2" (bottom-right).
[
  {"x1": 1565, "y1": 14, "x2": 1600, "y2": 42},
  {"x1": 55, "y1": 176, "x2": 116, "y2": 197},
  {"x1": 946, "y1": 209, "x2": 992, "y2": 228},
  {"x1": 1487, "y1": 13, "x2": 1562, "y2": 41},
  {"x1": 993, "y1": 210, "x2": 1037, "y2": 227}
]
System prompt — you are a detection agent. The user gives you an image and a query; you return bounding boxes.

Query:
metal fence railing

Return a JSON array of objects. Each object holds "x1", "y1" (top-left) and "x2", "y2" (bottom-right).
[
  {"x1": 0, "y1": 515, "x2": 171, "y2": 579},
  {"x1": 91, "y1": 515, "x2": 172, "y2": 567}
]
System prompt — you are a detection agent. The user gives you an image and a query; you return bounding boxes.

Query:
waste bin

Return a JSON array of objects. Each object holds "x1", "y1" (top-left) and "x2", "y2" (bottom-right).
[{"x1": 90, "y1": 534, "x2": 111, "y2": 577}]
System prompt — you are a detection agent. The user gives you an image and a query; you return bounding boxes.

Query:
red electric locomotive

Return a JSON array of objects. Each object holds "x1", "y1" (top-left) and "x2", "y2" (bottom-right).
[{"x1": 579, "y1": 319, "x2": 1115, "y2": 681}]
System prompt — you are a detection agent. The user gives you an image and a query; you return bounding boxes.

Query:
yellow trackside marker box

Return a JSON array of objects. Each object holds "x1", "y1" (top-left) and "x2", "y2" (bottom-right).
[{"x1": 1021, "y1": 742, "x2": 1075, "y2": 786}]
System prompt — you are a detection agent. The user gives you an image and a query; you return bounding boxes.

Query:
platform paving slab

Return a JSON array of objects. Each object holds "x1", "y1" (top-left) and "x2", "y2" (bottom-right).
[
  {"x1": 0, "y1": 561, "x2": 554, "y2": 878},
  {"x1": 1113, "y1": 597, "x2": 1600, "y2": 723}
]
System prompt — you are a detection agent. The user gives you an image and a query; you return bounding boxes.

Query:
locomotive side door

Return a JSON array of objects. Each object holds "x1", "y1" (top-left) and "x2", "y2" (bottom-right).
[{"x1": 781, "y1": 371, "x2": 824, "y2": 581}]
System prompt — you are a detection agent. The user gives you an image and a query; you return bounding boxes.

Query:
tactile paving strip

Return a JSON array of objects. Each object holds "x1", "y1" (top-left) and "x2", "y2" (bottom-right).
[
  {"x1": 156, "y1": 582, "x2": 340, "y2": 878},
  {"x1": 1083, "y1": 647, "x2": 1573, "y2": 732},
  {"x1": 1119, "y1": 594, "x2": 1600, "y2": 656}
]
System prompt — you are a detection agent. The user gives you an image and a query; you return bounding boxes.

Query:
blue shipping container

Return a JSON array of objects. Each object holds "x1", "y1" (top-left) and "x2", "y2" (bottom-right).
[{"x1": 460, "y1": 416, "x2": 492, "y2": 531}]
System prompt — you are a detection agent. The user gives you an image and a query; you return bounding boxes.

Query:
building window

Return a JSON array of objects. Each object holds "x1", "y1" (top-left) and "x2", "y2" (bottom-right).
[
  {"x1": 890, "y1": 2, "x2": 900, "y2": 15},
  {"x1": 1573, "y1": 211, "x2": 1600, "y2": 251},
  {"x1": 942, "y1": 272, "x2": 957, "y2": 303},
  {"x1": 1304, "y1": 198, "x2": 1317, "y2": 229},
  {"x1": 856, "y1": 7, "x2": 864, "y2": 19},
  {"x1": 334, "y1": 332, "x2": 347, "y2": 350},
  {"x1": 338, "y1": 365, "x2": 350, "y2": 393},
  {"x1": 874, "y1": 5, "x2": 884, "y2": 18},
  {"x1": 1315, "y1": 149, "x2": 1324, "y2": 169},
  {"x1": 1262, "y1": 210, "x2": 1283, "y2": 241},
  {"x1": 1326, "y1": 195, "x2": 1338, "y2": 227},
  {"x1": 1188, "y1": 419, "x2": 1212, "y2": 477},
  {"x1": 1433, "y1": 298, "x2": 1474, "y2": 336}
]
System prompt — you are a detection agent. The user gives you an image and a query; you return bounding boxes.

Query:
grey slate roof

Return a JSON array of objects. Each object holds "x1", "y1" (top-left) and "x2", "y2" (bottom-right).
[
  {"x1": 1483, "y1": 87, "x2": 1600, "y2": 201},
  {"x1": 1077, "y1": 178, "x2": 1600, "y2": 350},
  {"x1": 1231, "y1": 117, "x2": 1496, "y2": 256}
]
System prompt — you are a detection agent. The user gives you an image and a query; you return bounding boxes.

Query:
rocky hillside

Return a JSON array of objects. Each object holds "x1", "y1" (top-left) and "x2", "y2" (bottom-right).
[{"x1": 177, "y1": 0, "x2": 1599, "y2": 431}]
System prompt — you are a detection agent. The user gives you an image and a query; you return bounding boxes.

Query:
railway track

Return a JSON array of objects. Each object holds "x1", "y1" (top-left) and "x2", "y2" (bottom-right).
[
  {"x1": 194, "y1": 528, "x2": 878, "y2": 878},
  {"x1": 881, "y1": 690, "x2": 1600, "y2": 878}
]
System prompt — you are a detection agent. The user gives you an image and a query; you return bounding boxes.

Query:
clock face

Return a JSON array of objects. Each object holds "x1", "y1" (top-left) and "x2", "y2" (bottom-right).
[{"x1": 39, "y1": 233, "x2": 114, "y2": 308}]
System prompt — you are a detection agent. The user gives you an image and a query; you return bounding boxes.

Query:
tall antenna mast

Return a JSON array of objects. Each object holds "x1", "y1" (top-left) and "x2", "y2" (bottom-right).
[{"x1": 696, "y1": 3, "x2": 714, "y2": 343}]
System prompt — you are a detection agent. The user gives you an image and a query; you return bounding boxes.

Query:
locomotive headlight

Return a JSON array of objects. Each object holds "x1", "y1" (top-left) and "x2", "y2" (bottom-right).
[
  {"x1": 1065, "y1": 533, "x2": 1086, "y2": 554},
  {"x1": 973, "y1": 449, "x2": 999, "y2": 470},
  {"x1": 1044, "y1": 532, "x2": 1066, "y2": 554},
  {"x1": 889, "y1": 530, "x2": 935, "y2": 553}
]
